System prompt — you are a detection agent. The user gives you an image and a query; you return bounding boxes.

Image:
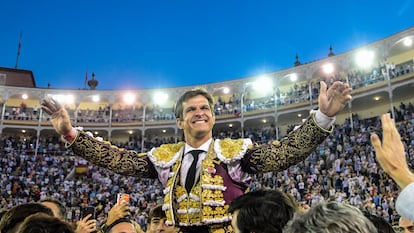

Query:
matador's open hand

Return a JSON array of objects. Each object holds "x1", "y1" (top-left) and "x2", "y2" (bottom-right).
[
  {"x1": 41, "y1": 98, "x2": 73, "y2": 136},
  {"x1": 318, "y1": 81, "x2": 352, "y2": 117}
]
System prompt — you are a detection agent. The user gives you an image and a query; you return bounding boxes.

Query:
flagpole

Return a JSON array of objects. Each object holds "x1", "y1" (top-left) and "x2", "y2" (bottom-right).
[
  {"x1": 84, "y1": 70, "x2": 88, "y2": 89},
  {"x1": 15, "y1": 32, "x2": 22, "y2": 69}
]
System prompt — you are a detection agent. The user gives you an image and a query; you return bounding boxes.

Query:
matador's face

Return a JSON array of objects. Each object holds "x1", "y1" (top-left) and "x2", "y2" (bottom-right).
[{"x1": 176, "y1": 94, "x2": 215, "y2": 142}]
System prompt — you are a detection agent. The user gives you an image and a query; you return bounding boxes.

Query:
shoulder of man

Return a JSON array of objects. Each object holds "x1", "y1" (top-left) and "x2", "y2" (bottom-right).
[
  {"x1": 147, "y1": 142, "x2": 186, "y2": 168},
  {"x1": 213, "y1": 138, "x2": 253, "y2": 164}
]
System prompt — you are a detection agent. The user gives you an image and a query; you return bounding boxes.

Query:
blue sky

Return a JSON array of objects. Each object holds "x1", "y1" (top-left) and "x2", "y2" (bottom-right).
[{"x1": 1, "y1": 0, "x2": 413, "y2": 90}]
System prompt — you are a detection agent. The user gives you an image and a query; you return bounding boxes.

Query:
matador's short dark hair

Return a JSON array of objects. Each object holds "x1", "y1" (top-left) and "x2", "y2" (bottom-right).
[{"x1": 174, "y1": 88, "x2": 214, "y2": 119}]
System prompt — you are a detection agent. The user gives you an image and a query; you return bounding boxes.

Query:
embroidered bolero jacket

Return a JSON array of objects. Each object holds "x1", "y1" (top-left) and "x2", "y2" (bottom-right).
[{"x1": 66, "y1": 113, "x2": 332, "y2": 226}]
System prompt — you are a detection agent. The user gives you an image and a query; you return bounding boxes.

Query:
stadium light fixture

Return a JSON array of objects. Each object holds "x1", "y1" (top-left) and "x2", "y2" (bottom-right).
[
  {"x1": 213, "y1": 86, "x2": 230, "y2": 95},
  {"x1": 153, "y1": 92, "x2": 169, "y2": 106},
  {"x1": 240, "y1": 75, "x2": 273, "y2": 137},
  {"x1": 322, "y1": 63, "x2": 334, "y2": 74},
  {"x1": 48, "y1": 94, "x2": 74, "y2": 104},
  {"x1": 222, "y1": 87, "x2": 230, "y2": 94},
  {"x1": 252, "y1": 75, "x2": 273, "y2": 93},
  {"x1": 123, "y1": 93, "x2": 136, "y2": 105},
  {"x1": 288, "y1": 73, "x2": 298, "y2": 82},
  {"x1": 355, "y1": 50, "x2": 375, "y2": 68},
  {"x1": 92, "y1": 95, "x2": 100, "y2": 102},
  {"x1": 404, "y1": 37, "x2": 413, "y2": 47}
]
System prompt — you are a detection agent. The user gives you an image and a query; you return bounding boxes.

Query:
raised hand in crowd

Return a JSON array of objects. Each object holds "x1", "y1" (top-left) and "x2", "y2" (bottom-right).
[
  {"x1": 371, "y1": 113, "x2": 414, "y2": 222},
  {"x1": 76, "y1": 214, "x2": 97, "y2": 233},
  {"x1": 105, "y1": 203, "x2": 131, "y2": 227},
  {"x1": 370, "y1": 113, "x2": 414, "y2": 189}
]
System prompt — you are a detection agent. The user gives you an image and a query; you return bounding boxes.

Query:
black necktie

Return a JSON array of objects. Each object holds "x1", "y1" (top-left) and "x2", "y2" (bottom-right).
[{"x1": 185, "y1": 150, "x2": 203, "y2": 193}]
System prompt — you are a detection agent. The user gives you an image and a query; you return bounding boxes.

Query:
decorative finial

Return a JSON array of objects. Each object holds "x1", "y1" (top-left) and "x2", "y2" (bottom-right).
[
  {"x1": 87, "y1": 72, "x2": 99, "y2": 90},
  {"x1": 328, "y1": 45, "x2": 335, "y2": 57},
  {"x1": 294, "y1": 53, "x2": 301, "y2": 66}
]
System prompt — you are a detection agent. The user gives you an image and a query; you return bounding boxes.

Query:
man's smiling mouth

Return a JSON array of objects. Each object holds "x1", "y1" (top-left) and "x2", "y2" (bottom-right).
[{"x1": 192, "y1": 119, "x2": 207, "y2": 124}]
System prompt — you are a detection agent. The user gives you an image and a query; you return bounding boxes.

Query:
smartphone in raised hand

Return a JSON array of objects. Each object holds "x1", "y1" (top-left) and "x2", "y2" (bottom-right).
[
  {"x1": 117, "y1": 193, "x2": 130, "y2": 206},
  {"x1": 80, "y1": 206, "x2": 96, "y2": 220}
]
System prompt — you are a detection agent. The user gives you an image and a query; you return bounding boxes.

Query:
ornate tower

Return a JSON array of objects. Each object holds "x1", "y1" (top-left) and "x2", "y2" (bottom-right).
[{"x1": 87, "y1": 72, "x2": 99, "y2": 90}]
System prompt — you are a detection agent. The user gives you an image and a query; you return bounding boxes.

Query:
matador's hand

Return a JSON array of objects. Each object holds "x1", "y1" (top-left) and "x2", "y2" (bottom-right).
[
  {"x1": 41, "y1": 98, "x2": 73, "y2": 136},
  {"x1": 318, "y1": 81, "x2": 352, "y2": 117}
]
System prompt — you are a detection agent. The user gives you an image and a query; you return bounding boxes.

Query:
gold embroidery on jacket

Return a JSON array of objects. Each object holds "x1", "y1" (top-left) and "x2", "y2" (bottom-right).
[{"x1": 163, "y1": 141, "x2": 241, "y2": 226}]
